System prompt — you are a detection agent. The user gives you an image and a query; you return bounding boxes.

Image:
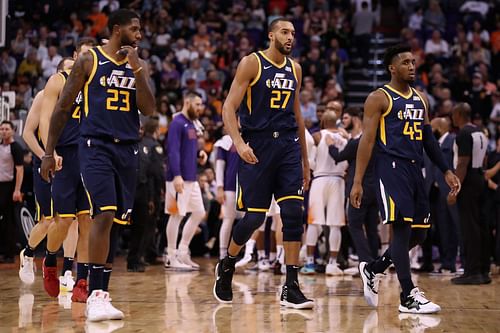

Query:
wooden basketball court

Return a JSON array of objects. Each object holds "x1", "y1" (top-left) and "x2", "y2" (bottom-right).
[{"x1": 1, "y1": 257, "x2": 499, "y2": 332}]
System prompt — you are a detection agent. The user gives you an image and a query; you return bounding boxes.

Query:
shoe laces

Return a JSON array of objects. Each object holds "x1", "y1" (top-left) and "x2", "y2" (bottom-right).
[{"x1": 411, "y1": 289, "x2": 429, "y2": 304}]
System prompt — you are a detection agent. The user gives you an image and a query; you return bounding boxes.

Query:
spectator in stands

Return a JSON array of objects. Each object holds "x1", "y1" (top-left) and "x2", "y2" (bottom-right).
[
  {"x1": 41, "y1": 46, "x2": 62, "y2": 80},
  {"x1": 0, "y1": 50, "x2": 17, "y2": 82},
  {"x1": 425, "y1": 30, "x2": 450, "y2": 60},
  {"x1": 87, "y1": 2, "x2": 108, "y2": 37},
  {"x1": 352, "y1": 1, "x2": 377, "y2": 67},
  {"x1": 17, "y1": 49, "x2": 42, "y2": 79},
  {"x1": 467, "y1": 20, "x2": 490, "y2": 44},
  {"x1": 424, "y1": 0, "x2": 446, "y2": 34},
  {"x1": 181, "y1": 59, "x2": 206, "y2": 88},
  {"x1": 300, "y1": 90, "x2": 318, "y2": 129}
]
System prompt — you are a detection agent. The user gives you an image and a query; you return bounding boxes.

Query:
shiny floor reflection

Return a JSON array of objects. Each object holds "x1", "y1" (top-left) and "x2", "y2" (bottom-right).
[{"x1": 1, "y1": 258, "x2": 499, "y2": 332}]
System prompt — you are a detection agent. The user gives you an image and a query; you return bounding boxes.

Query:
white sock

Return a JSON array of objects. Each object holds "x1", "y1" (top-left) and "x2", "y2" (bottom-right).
[
  {"x1": 166, "y1": 215, "x2": 183, "y2": 256},
  {"x1": 328, "y1": 256, "x2": 337, "y2": 265},
  {"x1": 245, "y1": 239, "x2": 256, "y2": 256},
  {"x1": 219, "y1": 217, "x2": 233, "y2": 254},
  {"x1": 257, "y1": 250, "x2": 266, "y2": 260},
  {"x1": 329, "y1": 226, "x2": 341, "y2": 252},
  {"x1": 269, "y1": 252, "x2": 276, "y2": 263},
  {"x1": 306, "y1": 256, "x2": 314, "y2": 265},
  {"x1": 178, "y1": 210, "x2": 204, "y2": 252}
]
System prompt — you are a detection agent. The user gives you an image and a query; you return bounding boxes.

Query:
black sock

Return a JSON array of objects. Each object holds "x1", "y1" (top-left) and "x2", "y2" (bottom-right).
[
  {"x1": 223, "y1": 255, "x2": 237, "y2": 270},
  {"x1": 400, "y1": 279, "x2": 415, "y2": 299},
  {"x1": 286, "y1": 265, "x2": 299, "y2": 286},
  {"x1": 77, "y1": 263, "x2": 89, "y2": 282},
  {"x1": 45, "y1": 251, "x2": 58, "y2": 267},
  {"x1": 24, "y1": 245, "x2": 35, "y2": 258},
  {"x1": 62, "y1": 257, "x2": 74, "y2": 276},
  {"x1": 103, "y1": 268, "x2": 112, "y2": 291},
  {"x1": 88, "y1": 264, "x2": 104, "y2": 294},
  {"x1": 368, "y1": 250, "x2": 393, "y2": 274}
]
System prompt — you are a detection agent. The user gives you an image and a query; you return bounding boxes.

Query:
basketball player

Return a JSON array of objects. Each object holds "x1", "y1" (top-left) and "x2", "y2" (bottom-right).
[
  {"x1": 215, "y1": 133, "x2": 241, "y2": 260},
  {"x1": 41, "y1": 9, "x2": 155, "y2": 321},
  {"x1": 164, "y1": 93, "x2": 206, "y2": 270},
  {"x1": 18, "y1": 58, "x2": 73, "y2": 285},
  {"x1": 214, "y1": 18, "x2": 314, "y2": 309},
  {"x1": 302, "y1": 111, "x2": 348, "y2": 276},
  {"x1": 351, "y1": 44, "x2": 460, "y2": 313},
  {"x1": 39, "y1": 38, "x2": 96, "y2": 301}
]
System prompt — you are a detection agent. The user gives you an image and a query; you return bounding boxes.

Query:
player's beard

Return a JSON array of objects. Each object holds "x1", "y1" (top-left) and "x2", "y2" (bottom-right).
[
  {"x1": 275, "y1": 39, "x2": 292, "y2": 55},
  {"x1": 187, "y1": 105, "x2": 198, "y2": 120},
  {"x1": 344, "y1": 121, "x2": 353, "y2": 132},
  {"x1": 120, "y1": 33, "x2": 136, "y2": 47}
]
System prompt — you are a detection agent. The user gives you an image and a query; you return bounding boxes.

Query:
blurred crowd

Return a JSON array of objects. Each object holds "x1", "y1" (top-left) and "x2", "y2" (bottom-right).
[{"x1": 0, "y1": 0, "x2": 499, "y2": 272}]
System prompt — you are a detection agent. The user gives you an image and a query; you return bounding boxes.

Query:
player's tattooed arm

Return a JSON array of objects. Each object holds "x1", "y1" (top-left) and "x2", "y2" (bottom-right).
[
  {"x1": 134, "y1": 59, "x2": 155, "y2": 116},
  {"x1": 292, "y1": 61, "x2": 310, "y2": 190},
  {"x1": 45, "y1": 53, "x2": 92, "y2": 155},
  {"x1": 350, "y1": 90, "x2": 386, "y2": 208}
]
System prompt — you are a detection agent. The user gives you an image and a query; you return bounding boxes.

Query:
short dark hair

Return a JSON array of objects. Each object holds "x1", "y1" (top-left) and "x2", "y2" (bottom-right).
[
  {"x1": 107, "y1": 9, "x2": 140, "y2": 33},
  {"x1": 453, "y1": 102, "x2": 471, "y2": 120},
  {"x1": 383, "y1": 44, "x2": 412, "y2": 72},
  {"x1": 1, "y1": 120, "x2": 15, "y2": 129},
  {"x1": 57, "y1": 57, "x2": 74, "y2": 71},
  {"x1": 361, "y1": 1, "x2": 369, "y2": 8},
  {"x1": 268, "y1": 17, "x2": 292, "y2": 32},
  {"x1": 184, "y1": 91, "x2": 201, "y2": 101},
  {"x1": 76, "y1": 37, "x2": 97, "y2": 52},
  {"x1": 344, "y1": 107, "x2": 363, "y2": 119},
  {"x1": 143, "y1": 117, "x2": 159, "y2": 135}
]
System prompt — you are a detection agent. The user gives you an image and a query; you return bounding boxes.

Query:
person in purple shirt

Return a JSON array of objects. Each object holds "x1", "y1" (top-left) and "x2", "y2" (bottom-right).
[
  {"x1": 214, "y1": 134, "x2": 241, "y2": 260},
  {"x1": 165, "y1": 92, "x2": 206, "y2": 271}
]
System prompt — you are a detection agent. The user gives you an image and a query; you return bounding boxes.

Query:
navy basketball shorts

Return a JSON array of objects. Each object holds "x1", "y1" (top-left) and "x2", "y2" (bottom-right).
[
  {"x1": 32, "y1": 157, "x2": 53, "y2": 221},
  {"x1": 79, "y1": 137, "x2": 138, "y2": 224},
  {"x1": 52, "y1": 145, "x2": 91, "y2": 218},
  {"x1": 374, "y1": 154, "x2": 430, "y2": 229},
  {"x1": 237, "y1": 130, "x2": 304, "y2": 212}
]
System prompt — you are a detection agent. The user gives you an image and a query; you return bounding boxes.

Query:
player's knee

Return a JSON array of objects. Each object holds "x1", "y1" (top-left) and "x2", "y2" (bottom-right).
[
  {"x1": 279, "y1": 200, "x2": 303, "y2": 242},
  {"x1": 232, "y1": 212, "x2": 266, "y2": 245}
]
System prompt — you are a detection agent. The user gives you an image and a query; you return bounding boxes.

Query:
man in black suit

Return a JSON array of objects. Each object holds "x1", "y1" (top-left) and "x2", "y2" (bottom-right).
[{"x1": 431, "y1": 117, "x2": 460, "y2": 274}]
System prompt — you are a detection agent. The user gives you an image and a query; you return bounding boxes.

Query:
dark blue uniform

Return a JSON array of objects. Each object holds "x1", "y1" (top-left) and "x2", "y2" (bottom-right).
[
  {"x1": 375, "y1": 85, "x2": 430, "y2": 228},
  {"x1": 237, "y1": 51, "x2": 302, "y2": 212},
  {"x1": 79, "y1": 46, "x2": 139, "y2": 224},
  {"x1": 32, "y1": 127, "x2": 52, "y2": 221},
  {"x1": 51, "y1": 71, "x2": 90, "y2": 218}
]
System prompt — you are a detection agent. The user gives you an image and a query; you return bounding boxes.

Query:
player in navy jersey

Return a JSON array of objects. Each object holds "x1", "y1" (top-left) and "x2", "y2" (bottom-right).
[
  {"x1": 214, "y1": 18, "x2": 314, "y2": 309},
  {"x1": 351, "y1": 44, "x2": 460, "y2": 314},
  {"x1": 18, "y1": 58, "x2": 73, "y2": 285},
  {"x1": 41, "y1": 9, "x2": 155, "y2": 321},
  {"x1": 38, "y1": 38, "x2": 96, "y2": 301}
]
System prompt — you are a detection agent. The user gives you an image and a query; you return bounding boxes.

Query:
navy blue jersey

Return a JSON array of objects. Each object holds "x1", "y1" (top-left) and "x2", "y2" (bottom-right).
[
  {"x1": 376, "y1": 85, "x2": 427, "y2": 164},
  {"x1": 57, "y1": 70, "x2": 81, "y2": 148},
  {"x1": 238, "y1": 51, "x2": 298, "y2": 134},
  {"x1": 80, "y1": 46, "x2": 139, "y2": 142}
]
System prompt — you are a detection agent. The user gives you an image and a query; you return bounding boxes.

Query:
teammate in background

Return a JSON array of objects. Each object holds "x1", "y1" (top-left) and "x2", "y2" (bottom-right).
[
  {"x1": 41, "y1": 9, "x2": 155, "y2": 321},
  {"x1": 19, "y1": 58, "x2": 73, "y2": 285},
  {"x1": 214, "y1": 133, "x2": 240, "y2": 260},
  {"x1": 214, "y1": 18, "x2": 314, "y2": 309},
  {"x1": 302, "y1": 111, "x2": 348, "y2": 276},
  {"x1": 38, "y1": 38, "x2": 96, "y2": 302},
  {"x1": 164, "y1": 93, "x2": 206, "y2": 271},
  {"x1": 351, "y1": 44, "x2": 460, "y2": 314},
  {"x1": 327, "y1": 107, "x2": 380, "y2": 263}
]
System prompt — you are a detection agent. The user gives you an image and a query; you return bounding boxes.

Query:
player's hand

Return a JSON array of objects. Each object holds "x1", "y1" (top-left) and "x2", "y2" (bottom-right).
[
  {"x1": 12, "y1": 190, "x2": 22, "y2": 202},
  {"x1": 216, "y1": 187, "x2": 225, "y2": 204},
  {"x1": 487, "y1": 179, "x2": 498, "y2": 191},
  {"x1": 198, "y1": 150, "x2": 208, "y2": 166},
  {"x1": 148, "y1": 201, "x2": 155, "y2": 215},
  {"x1": 350, "y1": 182, "x2": 363, "y2": 209},
  {"x1": 41, "y1": 155, "x2": 56, "y2": 182},
  {"x1": 118, "y1": 45, "x2": 141, "y2": 71},
  {"x1": 173, "y1": 175, "x2": 184, "y2": 193},
  {"x1": 484, "y1": 167, "x2": 497, "y2": 180},
  {"x1": 236, "y1": 142, "x2": 258, "y2": 164},
  {"x1": 337, "y1": 128, "x2": 350, "y2": 139},
  {"x1": 54, "y1": 152, "x2": 63, "y2": 171},
  {"x1": 447, "y1": 193, "x2": 457, "y2": 205},
  {"x1": 303, "y1": 163, "x2": 311, "y2": 191},
  {"x1": 444, "y1": 170, "x2": 461, "y2": 196}
]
